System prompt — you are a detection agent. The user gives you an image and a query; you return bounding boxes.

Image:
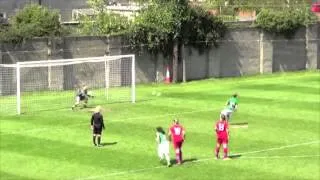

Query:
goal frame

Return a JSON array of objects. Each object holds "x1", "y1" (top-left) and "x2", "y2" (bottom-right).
[{"x1": 1, "y1": 54, "x2": 135, "y2": 115}]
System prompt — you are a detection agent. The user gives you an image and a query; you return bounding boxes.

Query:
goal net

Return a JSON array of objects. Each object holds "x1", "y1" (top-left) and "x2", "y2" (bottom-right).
[{"x1": 0, "y1": 55, "x2": 135, "y2": 115}]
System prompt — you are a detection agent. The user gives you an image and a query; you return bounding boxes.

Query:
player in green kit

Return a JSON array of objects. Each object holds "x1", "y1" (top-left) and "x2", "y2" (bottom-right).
[
  {"x1": 221, "y1": 93, "x2": 239, "y2": 121},
  {"x1": 155, "y1": 127, "x2": 171, "y2": 167}
]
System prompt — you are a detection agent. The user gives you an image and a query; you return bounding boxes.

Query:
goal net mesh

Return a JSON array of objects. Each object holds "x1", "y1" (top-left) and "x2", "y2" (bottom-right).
[{"x1": 0, "y1": 55, "x2": 135, "y2": 114}]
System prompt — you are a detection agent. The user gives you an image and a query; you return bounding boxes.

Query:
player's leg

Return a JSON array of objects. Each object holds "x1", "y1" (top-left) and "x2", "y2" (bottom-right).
[
  {"x1": 96, "y1": 134, "x2": 102, "y2": 146},
  {"x1": 96, "y1": 127, "x2": 102, "y2": 147},
  {"x1": 72, "y1": 96, "x2": 81, "y2": 109},
  {"x1": 178, "y1": 141, "x2": 183, "y2": 164},
  {"x1": 164, "y1": 142, "x2": 171, "y2": 167},
  {"x1": 227, "y1": 111, "x2": 232, "y2": 121},
  {"x1": 172, "y1": 142, "x2": 181, "y2": 164},
  {"x1": 92, "y1": 134, "x2": 97, "y2": 146},
  {"x1": 158, "y1": 144, "x2": 164, "y2": 161},
  {"x1": 215, "y1": 138, "x2": 222, "y2": 159},
  {"x1": 222, "y1": 140, "x2": 229, "y2": 160},
  {"x1": 83, "y1": 96, "x2": 89, "y2": 108},
  {"x1": 174, "y1": 141, "x2": 183, "y2": 164}
]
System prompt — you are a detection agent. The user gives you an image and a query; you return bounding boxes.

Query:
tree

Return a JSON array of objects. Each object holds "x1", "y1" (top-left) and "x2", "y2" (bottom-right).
[
  {"x1": 0, "y1": 3, "x2": 62, "y2": 43},
  {"x1": 256, "y1": 6, "x2": 317, "y2": 37},
  {"x1": 129, "y1": 0, "x2": 226, "y2": 83},
  {"x1": 79, "y1": 0, "x2": 131, "y2": 36}
]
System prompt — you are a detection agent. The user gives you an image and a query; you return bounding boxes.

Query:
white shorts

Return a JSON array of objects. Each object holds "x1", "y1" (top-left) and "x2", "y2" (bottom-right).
[
  {"x1": 221, "y1": 109, "x2": 233, "y2": 119},
  {"x1": 158, "y1": 142, "x2": 170, "y2": 157}
]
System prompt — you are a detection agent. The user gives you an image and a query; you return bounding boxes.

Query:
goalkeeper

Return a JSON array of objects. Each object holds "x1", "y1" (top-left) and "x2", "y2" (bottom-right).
[
  {"x1": 72, "y1": 85, "x2": 94, "y2": 110},
  {"x1": 220, "y1": 93, "x2": 239, "y2": 121}
]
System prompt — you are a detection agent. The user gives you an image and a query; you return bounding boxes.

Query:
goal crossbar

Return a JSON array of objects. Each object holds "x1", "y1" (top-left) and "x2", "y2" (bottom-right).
[{"x1": 0, "y1": 55, "x2": 136, "y2": 115}]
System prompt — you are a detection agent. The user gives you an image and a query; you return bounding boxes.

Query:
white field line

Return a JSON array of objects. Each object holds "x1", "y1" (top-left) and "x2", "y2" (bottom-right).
[
  {"x1": 75, "y1": 140, "x2": 320, "y2": 180},
  {"x1": 0, "y1": 109, "x2": 215, "y2": 135},
  {"x1": 241, "y1": 155, "x2": 320, "y2": 159}
]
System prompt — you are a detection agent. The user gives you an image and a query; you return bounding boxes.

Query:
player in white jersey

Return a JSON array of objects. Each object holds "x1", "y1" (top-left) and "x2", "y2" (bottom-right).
[{"x1": 156, "y1": 127, "x2": 171, "y2": 167}]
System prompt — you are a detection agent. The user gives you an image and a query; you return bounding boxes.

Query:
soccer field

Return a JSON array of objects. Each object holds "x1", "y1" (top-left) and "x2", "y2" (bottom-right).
[{"x1": 0, "y1": 71, "x2": 319, "y2": 180}]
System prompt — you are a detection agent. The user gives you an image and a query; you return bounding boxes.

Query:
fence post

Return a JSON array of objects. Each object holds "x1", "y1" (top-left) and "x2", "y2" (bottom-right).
[
  {"x1": 0, "y1": 42, "x2": 2, "y2": 95},
  {"x1": 305, "y1": 23, "x2": 319, "y2": 70},
  {"x1": 47, "y1": 38, "x2": 52, "y2": 89},
  {"x1": 259, "y1": 31, "x2": 264, "y2": 74}
]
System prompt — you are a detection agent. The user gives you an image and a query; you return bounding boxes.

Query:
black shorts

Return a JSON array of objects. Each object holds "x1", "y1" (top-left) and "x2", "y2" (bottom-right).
[
  {"x1": 93, "y1": 126, "x2": 102, "y2": 135},
  {"x1": 79, "y1": 95, "x2": 87, "y2": 101}
]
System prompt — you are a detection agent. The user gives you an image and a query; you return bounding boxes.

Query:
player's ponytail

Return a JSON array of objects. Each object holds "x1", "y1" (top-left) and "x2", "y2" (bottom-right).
[{"x1": 156, "y1": 127, "x2": 165, "y2": 135}]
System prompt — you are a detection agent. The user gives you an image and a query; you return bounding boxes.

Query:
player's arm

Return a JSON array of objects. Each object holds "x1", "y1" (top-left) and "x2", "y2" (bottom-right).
[
  {"x1": 101, "y1": 115, "x2": 105, "y2": 129},
  {"x1": 90, "y1": 115, "x2": 94, "y2": 129},
  {"x1": 234, "y1": 99, "x2": 239, "y2": 110},
  {"x1": 155, "y1": 132, "x2": 160, "y2": 143},
  {"x1": 214, "y1": 122, "x2": 218, "y2": 133},
  {"x1": 182, "y1": 127, "x2": 186, "y2": 140},
  {"x1": 226, "y1": 99, "x2": 230, "y2": 106},
  {"x1": 226, "y1": 123, "x2": 230, "y2": 139},
  {"x1": 167, "y1": 129, "x2": 172, "y2": 142}
]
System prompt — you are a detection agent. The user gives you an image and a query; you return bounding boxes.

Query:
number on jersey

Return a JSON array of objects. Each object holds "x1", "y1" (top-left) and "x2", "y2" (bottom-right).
[
  {"x1": 218, "y1": 123, "x2": 225, "y2": 131},
  {"x1": 174, "y1": 127, "x2": 181, "y2": 135}
]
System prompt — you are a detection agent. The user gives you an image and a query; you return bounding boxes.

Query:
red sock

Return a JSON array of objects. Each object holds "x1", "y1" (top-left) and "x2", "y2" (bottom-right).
[
  {"x1": 223, "y1": 148, "x2": 228, "y2": 158},
  {"x1": 215, "y1": 147, "x2": 220, "y2": 157},
  {"x1": 179, "y1": 150, "x2": 183, "y2": 163},
  {"x1": 175, "y1": 149, "x2": 180, "y2": 163}
]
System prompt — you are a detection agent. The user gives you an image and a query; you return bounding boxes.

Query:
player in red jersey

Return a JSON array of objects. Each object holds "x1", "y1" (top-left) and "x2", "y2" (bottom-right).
[
  {"x1": 168, "y1": 119, "x2": 185, "y2": 165},
  {"x1": 214, "y1": 114, "x2": 230, "y2": 160}
]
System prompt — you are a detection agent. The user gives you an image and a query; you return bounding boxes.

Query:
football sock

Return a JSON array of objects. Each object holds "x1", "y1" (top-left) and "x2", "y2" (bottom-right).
[
  {"x1": 97, "y1": 137, "x2": 101, "y2": 145},
  {"x1": 215, "y1": 147, "x2": 220, "y2": 157},
  {"x1": 175, "y1": 149, "x2": 180, "y2": 163},
  {"x1": 165, "y1": 154, "x2": 170, "y2": 165},
  {"x1": 179, "y1": 150, "x2": 183, "y2": 163},
  {"x1": 223, "y1": 148, "x2": 228, "y2": 158},
  {"x1": 93, "y1": 136, "x2": 96, "y2": 145}
]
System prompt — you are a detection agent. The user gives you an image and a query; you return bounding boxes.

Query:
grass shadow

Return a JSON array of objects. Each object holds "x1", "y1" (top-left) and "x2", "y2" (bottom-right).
[
  {"x1": 100, "y1": 142, "x2": 118, "y2": 146},
  {"x1": 170, "y1": 158, "x2": 198, "y2": 165},
  {"x1": 229, "y1": 154, "x2": 242, "y2": 159}
]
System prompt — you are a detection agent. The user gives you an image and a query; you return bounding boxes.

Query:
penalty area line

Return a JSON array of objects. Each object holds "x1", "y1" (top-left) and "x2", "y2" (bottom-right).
[{"x1": 75, "y1": 140, "x2": 320, "y2": 180}]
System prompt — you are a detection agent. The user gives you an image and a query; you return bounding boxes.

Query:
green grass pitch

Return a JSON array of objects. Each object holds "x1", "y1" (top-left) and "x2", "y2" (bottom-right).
[{"x1": 0, "y1": 71, "x2": 319, "y2": 180}]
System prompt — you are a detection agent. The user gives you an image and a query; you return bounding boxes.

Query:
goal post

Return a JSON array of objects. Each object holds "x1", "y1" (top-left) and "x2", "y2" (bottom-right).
[{"x1": 0, "y1": 54, "x2": 136, "y2": 115}]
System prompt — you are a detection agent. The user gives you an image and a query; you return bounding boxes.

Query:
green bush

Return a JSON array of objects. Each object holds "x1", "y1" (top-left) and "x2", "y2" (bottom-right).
[
  {"x1": 256, "y1": 7, "x2": 317, "y2": 37},
  {"x1": 78, "y1": 0, "x2": 131, "y2": 36},
  {"x1": 79, "y1": 12, "x2": 131, "y2": 36},
  {"x1": 0, "y1": 4, "x2": 63, "y2": 43}
]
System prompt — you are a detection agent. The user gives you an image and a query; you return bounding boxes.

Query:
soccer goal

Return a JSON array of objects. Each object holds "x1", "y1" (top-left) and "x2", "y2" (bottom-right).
[{"x1": 0, "y1": 54, "x2": 136, "y2": 115}]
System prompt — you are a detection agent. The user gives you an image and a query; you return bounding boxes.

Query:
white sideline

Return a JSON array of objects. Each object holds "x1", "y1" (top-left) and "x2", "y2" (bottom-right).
[
  {"x1": 75, "y1": 140, "x2": 320, "y2": 180},
  {"x1": 0, "y1": 109, "x2": 214, "y2": 135}
]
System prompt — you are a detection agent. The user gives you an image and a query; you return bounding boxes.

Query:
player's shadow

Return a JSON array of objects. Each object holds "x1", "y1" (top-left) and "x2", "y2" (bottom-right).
[
  {"x1": 229, "y1": 154, "x2": 242, "y2": 159},
  {"x1": 170, "y1": 158, "x2": 198, "y2": 165},
  {"x1": 100, "y1": 142, "x2": 117, "y2": 146}
]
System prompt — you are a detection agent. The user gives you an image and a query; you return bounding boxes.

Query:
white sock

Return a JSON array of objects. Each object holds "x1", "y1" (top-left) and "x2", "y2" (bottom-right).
[{"x1": 165, "y1": 154, "x2": 170, "y2": 164}]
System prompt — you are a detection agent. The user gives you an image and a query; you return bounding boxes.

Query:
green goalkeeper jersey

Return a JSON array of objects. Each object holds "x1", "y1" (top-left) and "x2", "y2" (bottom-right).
[{"x1": 227, "y1": 97, "x2": 239, "y2": 111}]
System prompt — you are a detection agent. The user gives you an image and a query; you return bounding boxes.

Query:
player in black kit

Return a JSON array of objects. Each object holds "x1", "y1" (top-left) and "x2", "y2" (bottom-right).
[{"x1": 91, "y1": 106, "x2": 105, "y2": 147}]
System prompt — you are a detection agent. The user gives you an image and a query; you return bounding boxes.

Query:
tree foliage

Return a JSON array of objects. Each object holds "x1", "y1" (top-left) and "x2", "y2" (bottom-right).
[
  {"x1": 128, "y1": 0, "x2": 226, "y2": 54},
  {"x1": 128, "y1": 0, "x2": 226, "y2": 82},
  {"x1": 79, "y1": 0, "x2": 131, "y2": 36},
  {"x1": 256, "y1": 6, "x2": 317, "y2": 37},
  {"x1": 0, "y1": 3, "x2": 62, "y2": 43}
]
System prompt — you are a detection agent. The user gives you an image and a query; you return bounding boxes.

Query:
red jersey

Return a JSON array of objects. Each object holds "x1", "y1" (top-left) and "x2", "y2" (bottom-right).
[
  {"x1": 215, "y1": 120, "x2": 229, "y2": 138},
  {"x1": 170, "y1": 124, "x2": 185, "y2": 143}
]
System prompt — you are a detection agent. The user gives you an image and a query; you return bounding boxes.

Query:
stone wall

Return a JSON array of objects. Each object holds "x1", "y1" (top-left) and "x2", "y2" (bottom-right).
[{"x1": 0, "y1": 24, "x2": 319, "y2": 95}]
